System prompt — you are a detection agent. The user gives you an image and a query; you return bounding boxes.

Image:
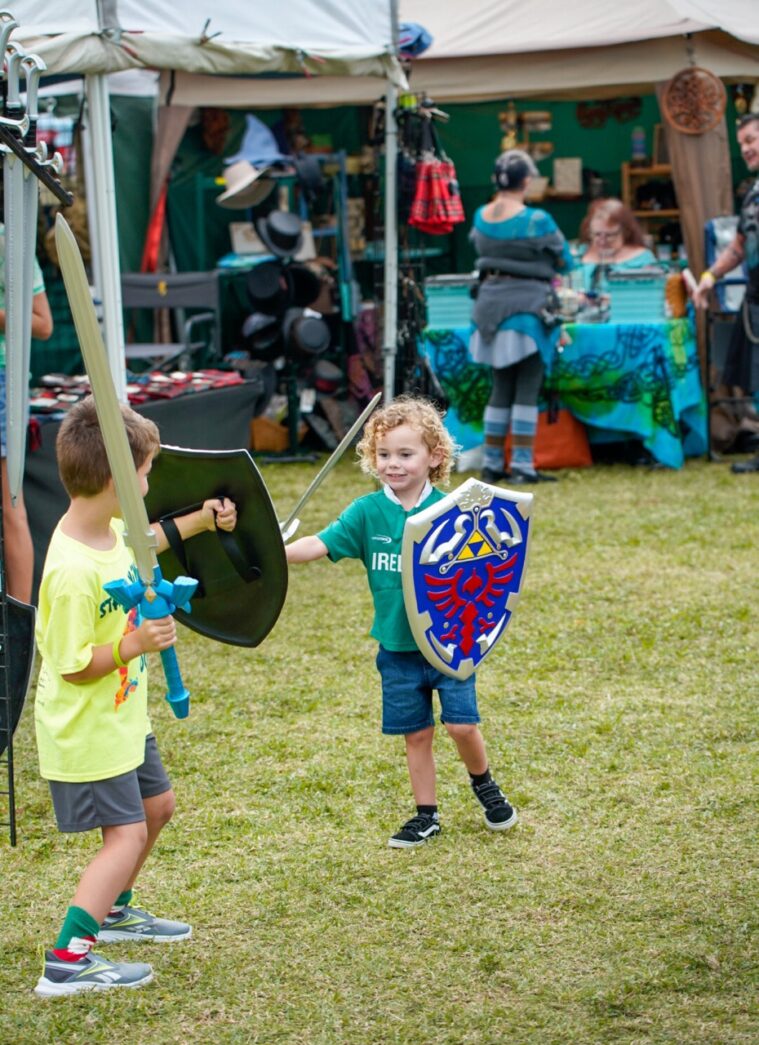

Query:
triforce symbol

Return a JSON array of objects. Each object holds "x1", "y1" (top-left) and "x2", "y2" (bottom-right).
[
  {"x1": 420, "y1": 505, "x2": 523, "y2": 575},
  {"x1": 456, "y1": 531, "x2": 493, "y2": 562}
]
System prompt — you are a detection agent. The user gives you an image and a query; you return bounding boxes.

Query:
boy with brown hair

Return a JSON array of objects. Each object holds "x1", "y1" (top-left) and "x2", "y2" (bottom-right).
[
  {"x1": 286, "y1": 395, "x2": 517, "y2": 848},
  {"x1": 34, "y1": 395, "x2": 237, "y2": 996}
]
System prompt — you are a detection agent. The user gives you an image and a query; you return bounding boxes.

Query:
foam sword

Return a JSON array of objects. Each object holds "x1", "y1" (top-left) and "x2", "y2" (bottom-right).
[{"x1": 54, "y1": 214, "x2": 198, "y2": 719}]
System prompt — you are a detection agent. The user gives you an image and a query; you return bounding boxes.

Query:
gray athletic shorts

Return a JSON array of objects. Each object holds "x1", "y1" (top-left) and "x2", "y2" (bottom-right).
[{"x1": 48, "y1": 734, "x2": 171, "y2": 833}]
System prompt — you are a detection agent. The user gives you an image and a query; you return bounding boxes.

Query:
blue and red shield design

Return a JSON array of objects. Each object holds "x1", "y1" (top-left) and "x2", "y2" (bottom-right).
[{"x1": 402, "y1": 478, "x2": 533, "y2": 680}]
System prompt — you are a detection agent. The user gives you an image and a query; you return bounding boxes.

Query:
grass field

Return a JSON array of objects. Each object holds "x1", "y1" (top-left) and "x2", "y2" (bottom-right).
[{"x1": 1, "y1": 457, "x2": 757, "y2": 1044}]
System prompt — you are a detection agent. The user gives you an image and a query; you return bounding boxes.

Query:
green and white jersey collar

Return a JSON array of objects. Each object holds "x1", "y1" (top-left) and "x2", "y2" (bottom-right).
[{"x1": 382, "y1": 480, "x2": 433, "y2": 508}]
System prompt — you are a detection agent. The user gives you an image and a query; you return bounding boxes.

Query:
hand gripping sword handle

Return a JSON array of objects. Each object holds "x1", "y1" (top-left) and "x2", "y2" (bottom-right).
[{"x1": 105, "y1": 571, "x2": 197, "y2": 720}]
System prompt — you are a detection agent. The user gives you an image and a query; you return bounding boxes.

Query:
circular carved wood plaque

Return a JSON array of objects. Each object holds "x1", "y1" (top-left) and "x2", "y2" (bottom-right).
[{"x1": 661, "y1": 67, "x2": 727, "y2": 135}]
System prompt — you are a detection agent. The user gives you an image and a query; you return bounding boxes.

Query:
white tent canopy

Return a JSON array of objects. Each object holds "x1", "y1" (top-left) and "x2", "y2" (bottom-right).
[
  {"x1": 398, "y1": 0, "x2": 759, "y2": 102},
  {"x1": 154, "y1": 0, "x2": 759, "y2": 110},
  {"x1": 402, "y1": 0, "x2": 759, "y2": 57},
  {"x1": 401, "y1": 31, "x2": 759, "y2": 103},
  {"x1": 158, "y1": 72, "x2": 395, "y2": 110},
  {"x1": 10, "y1": 0, "x2": 402, "y2": 80},
  {"x1": 165, "y1": 30, "x2": 759, "y2": 109}
]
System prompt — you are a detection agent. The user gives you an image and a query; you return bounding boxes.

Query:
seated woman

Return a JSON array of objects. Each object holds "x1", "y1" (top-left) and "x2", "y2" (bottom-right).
[
  {"x1": 469, "y1": 149, "x2": 573, "y2": 484},
  {"x1": 578, "y1": 198, "x2": 657, "y2": 289}
]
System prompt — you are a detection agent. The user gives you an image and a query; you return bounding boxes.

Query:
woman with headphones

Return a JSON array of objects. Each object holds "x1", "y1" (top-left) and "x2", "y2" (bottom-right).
[{"x1": 469, "y1": 149, "x2": 573, "y2": 484}]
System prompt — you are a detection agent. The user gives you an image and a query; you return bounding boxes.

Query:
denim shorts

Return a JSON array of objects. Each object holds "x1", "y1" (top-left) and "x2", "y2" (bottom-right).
[
  {"x1": 48, "y1": 734, "x2": 171, "y2": 833},
  {"x1": 376, "y1": 646, "x2": 480, "y2": 735},
  {"x1": 0, "y1": 368, "x2": 6, "y2": 458}
]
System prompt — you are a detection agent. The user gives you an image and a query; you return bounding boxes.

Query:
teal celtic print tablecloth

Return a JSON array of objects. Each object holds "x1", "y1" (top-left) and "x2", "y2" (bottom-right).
[{"x1": 422, "y1": 317, "x2": 707, "y2": 469}]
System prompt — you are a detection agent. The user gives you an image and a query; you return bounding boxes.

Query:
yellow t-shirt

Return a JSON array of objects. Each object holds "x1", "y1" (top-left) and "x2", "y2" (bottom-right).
[{"x1": 34, "y1": 519, "x2": 151, "y2": 782}]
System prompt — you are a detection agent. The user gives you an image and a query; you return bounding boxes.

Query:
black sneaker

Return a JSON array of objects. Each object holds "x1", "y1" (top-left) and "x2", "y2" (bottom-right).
[
  {"x1": 481, "y1": 467, "x2": 510, "y2": 484},
  {"x1": 388, "y1": 811, "x2": 441, "y2": 849},
  {"x1": 731, "y1": 455, "x2": 759, "y2": 474},
  {"x1": 510, "y1": 469, "x2": 557, "y2": 484},
  {"x1": 471, "y1": 778, "x2": 518, "y2": 831}
]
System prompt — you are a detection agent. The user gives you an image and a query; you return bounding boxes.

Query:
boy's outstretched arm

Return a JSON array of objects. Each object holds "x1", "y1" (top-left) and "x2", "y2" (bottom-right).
[
  {"x1": 153, "y1": 497, "x2": 237, "y2": 553},
  {"x1": 62, "y1": 615, "x2": 177, "y2": 683},
  {"x1": 285, "y1": 535, "x2": 329, "y2": 564}
]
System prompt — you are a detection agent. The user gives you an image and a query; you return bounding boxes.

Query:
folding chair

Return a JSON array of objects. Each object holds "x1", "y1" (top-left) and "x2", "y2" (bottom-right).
[{"x1": 121, "y1": 271, "x2": 222, "y2": 371}]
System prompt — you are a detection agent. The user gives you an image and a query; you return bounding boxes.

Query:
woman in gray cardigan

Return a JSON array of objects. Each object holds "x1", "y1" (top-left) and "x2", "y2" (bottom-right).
[{"x1": 470, "y1": 149, "x2": 573, "y2": 483}]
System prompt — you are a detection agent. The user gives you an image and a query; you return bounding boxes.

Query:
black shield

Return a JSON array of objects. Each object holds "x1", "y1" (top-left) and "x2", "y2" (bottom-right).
[
  {"x1": 0, "y1": 598, "x2": 36, "y2": 759},
  {"x1": 144, "y1": 446, "x2": 287, "y2": 647}
]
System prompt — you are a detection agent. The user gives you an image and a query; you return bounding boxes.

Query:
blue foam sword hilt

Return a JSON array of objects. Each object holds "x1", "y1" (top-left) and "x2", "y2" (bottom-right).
[{"x1": 104, "y1": 567, "x2": 198, "y2": 719}]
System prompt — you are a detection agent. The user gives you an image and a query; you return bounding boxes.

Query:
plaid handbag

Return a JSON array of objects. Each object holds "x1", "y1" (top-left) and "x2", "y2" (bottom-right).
[{"x1": 409, "y1": 156, "x2": 465, "y2": 235}]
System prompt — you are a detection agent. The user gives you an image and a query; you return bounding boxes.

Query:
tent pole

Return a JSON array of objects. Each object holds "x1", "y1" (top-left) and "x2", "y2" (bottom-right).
[
  {"x1": 79, "y1": 95, "x2": 101, "y2": 325},
  {"x1": 382, "y1": 82, "x2": 398, "y2": 402},
  {"x1": 84, "y1": 73, "x2": 126, "y2": 401}
]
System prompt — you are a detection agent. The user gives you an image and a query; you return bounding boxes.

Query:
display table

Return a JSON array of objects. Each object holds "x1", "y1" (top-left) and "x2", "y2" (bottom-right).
[
  {"x1": 422, "y1": 316, "x2": 707, "y2": 469},
  {"x1": 556, "y1": 318, "x2": 707, "y2": 466},
  {"x1": 24, "y1": 380, "x2": 263, "y2": 597}
]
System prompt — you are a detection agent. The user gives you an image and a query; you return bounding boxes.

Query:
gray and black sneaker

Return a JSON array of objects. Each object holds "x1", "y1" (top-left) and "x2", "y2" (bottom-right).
[
  {"x1": 388, "y1": 811, "x2": 441, "y2": 849},
  {"x1": 98, "y1": 905, "x2": 192, "y2": 943},
  {"x1": 471, "y1": 778, "x2": 518, "y2": 831},
  {"x1": 35, "y1": 950, "x2": 153, "y2": 997}
]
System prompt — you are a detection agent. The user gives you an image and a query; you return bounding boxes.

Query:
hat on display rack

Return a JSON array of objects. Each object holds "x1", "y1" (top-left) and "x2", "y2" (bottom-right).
[
  {"x1": 246, "y1": 260, "x2": 289, "y2": 313},
  {"x1": 285, "y1": 263, "x2": 322, "y2": 309},
  {"x1": 283, "y1": 307, "x2": 330, "y2": 357},
  {"x1": 255, "y1": 211, "x2": 304, "y2": 259},
  {"x1": 216, "y1": 161, "x2": 276, "y2": 209}
]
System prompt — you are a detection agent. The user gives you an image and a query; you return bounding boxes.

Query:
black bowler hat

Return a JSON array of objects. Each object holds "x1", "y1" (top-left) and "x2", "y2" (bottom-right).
[
  {"x1": 285, "y1": 263, "x2": 321, "y2": 308},
  {"x1": 255, "y1": 211, "x2": 304, "y2": 259},
  {"x1": 283, "y1": 307, "x2": 330, "y2": 357},
  {"x1": 241, "y1": 311, "x2": 282, "y2": 360},
  {"x1": 246, "y1": 261, "x2": 288, "y2": 313}
]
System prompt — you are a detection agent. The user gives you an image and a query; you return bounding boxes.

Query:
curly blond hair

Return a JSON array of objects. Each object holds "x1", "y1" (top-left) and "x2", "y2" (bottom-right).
[{"x1": 356, "y1": 395, "x2": 456, "y2": 486}]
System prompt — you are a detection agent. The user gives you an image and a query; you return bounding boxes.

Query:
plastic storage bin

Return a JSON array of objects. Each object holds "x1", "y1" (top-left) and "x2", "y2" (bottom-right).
[{"x1": 424, "y1": 275, "x2": 476, "y2": 328}]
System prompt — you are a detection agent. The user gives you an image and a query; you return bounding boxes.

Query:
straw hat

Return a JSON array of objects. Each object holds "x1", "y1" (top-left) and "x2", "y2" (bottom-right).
[{"x1": 216, "y1": 161, "x2": 275, "y2": 209}]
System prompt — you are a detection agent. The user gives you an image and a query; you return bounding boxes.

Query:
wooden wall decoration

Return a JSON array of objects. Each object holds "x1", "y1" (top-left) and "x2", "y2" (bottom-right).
[{"x1": 661, "y1": 67, "x2": 726, "y2": 135}]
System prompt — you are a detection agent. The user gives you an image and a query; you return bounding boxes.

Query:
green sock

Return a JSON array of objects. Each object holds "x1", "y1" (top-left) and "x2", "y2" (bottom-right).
[
  {"x1": 54, "y1": 905, "x2": 101, "y2": 952},
  {"x1": 113, "y1": 889, "x2": 133, "y2": 910}
]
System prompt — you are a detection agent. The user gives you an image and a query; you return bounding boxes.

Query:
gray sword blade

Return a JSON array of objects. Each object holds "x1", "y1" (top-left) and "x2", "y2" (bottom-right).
[
  {"x1": 5, "y1": 162, "x2": 38, "y2": 506},
  {"x1": 54, "y1": 214, "x2": 158, "y2": 585},
  {"x1": 3, "y1": 42, "x2": 27, "y2": 505},
  {"x1": 4, "y1": 151, "x2": 25, "y2": 504},
  {"x1": 14, "y1": 56, "x2": 46, "y2": 503},
  {"x1": 280, "y1": 391, "x2": 382, "y2": 536}
]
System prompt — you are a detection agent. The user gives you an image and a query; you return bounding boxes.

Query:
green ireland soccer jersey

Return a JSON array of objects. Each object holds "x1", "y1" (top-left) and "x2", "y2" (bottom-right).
[{"x1": 318, "y1": 485, "x2": 445, "y2": 651}]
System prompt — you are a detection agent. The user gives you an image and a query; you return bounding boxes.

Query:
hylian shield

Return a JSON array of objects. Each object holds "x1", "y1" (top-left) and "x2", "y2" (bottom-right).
[
  {"x1": 402, "y1": 478, "x2": 533, "y2": 680},
  {"x1": 0, "y1": 597, "x2": 36, "y2": 760}
]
